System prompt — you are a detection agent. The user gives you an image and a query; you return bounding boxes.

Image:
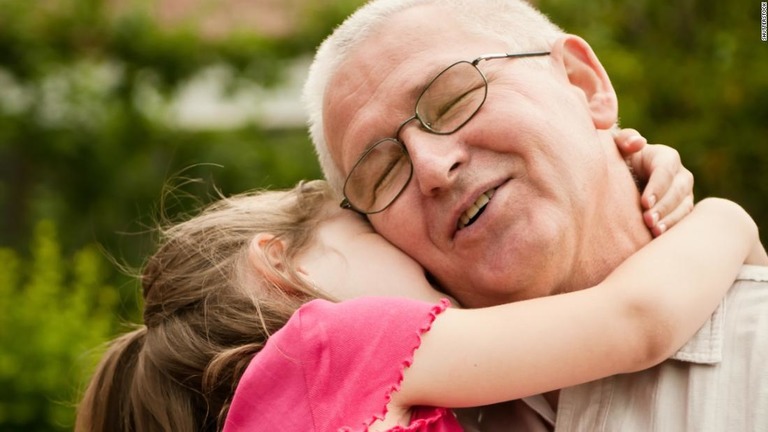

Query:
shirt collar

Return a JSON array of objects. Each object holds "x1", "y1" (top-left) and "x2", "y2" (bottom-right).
[
  {"x1": 670, "y1": 265, "x2": 768, "y2": 365},
  {"x1": 669, "y1": 299, "x2": 725, "y2": 364}
]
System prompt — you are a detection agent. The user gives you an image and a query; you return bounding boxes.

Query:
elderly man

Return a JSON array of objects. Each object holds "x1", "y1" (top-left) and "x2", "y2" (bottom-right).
[{"x1": 303, "y1": 0, "x2": 768, "y2": 430}]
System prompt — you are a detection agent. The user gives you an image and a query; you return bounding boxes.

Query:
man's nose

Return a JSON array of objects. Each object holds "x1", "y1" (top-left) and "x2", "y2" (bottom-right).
[{"x1": 400, "y1": 126, "x2": 468, "y2": 197}]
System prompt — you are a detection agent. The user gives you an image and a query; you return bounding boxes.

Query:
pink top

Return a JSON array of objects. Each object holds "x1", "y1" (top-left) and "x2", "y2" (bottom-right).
[{"x1": 222, "y1": 296, "x2": 460, "y2": 431}]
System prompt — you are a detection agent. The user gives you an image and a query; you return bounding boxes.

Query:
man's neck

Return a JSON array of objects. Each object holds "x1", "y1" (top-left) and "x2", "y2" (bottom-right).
[
  {"x1": 571, "y1": 217, "x2": 651, "y2": 292},
  {"x1": 561, "y1": 139, "x2": 653, "y2": 294}
]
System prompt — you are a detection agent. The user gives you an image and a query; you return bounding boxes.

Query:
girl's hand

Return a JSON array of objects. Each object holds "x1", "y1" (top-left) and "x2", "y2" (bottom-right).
[{"x1": 614, "y1": 128, "x2": 694, "y2": 237}]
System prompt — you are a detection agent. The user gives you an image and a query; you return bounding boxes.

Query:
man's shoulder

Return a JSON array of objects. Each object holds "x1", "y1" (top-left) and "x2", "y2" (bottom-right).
[{"x1": 736, "y1": 264, "x2": 768, "y2": 282}]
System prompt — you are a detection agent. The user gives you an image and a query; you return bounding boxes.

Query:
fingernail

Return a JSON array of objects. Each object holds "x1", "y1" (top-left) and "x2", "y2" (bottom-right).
[
  {"x1": 657, "y1": 222, "x2": 667, "y2": 234},
  {"x1": 647, "y1": 194, "x2": 656, "y2": 208},
  {"x1": 651, "y1": 212, "x2": 660, "y2": 225}
]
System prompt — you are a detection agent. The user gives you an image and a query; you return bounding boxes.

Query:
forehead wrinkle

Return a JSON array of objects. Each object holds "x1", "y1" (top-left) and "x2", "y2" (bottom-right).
[{"x1": 324, "y1": 68, "x2": 373, "y2": 173}]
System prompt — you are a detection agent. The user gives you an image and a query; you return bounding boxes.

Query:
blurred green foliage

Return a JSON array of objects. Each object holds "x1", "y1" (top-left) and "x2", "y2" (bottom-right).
[
  {"x1": 0, "y1": 0, "x2": 359, "y2": 429},
  {"x1": 0, "y1": 0, "x2": 341, "y2": 258},
  {"x1": 0, "y1": 0, "x2": 765, "y2": 430},
  {"x1": 0, "y1": 221, "x2": 117, "y2": 431},
  {"x1": 541, "y1": 0, "x2": 768, "y2": 233}
]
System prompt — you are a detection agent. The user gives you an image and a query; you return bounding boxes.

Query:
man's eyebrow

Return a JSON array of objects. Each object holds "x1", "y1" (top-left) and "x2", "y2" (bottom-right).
[
  {"x1": 405, "y1": 61, "x2": 448, "y2": 100},
  {"x1": 354, "y1": 90, "x2": 419, "y2": 151},
  {"x1": 404, "y1": 80, "x2": 426, "y2": 103},
  {"x1": 349, "y1": 63, "x2": 444, "y2": 157}
]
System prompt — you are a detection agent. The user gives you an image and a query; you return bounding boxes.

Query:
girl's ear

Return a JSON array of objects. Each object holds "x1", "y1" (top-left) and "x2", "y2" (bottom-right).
[
  {"x1": 249, "y1": 233, "x2": 315, "y2": 294},
  {"x1": 248, "y1": 233, "x2": 287, "y2": 271},
  {"x1": 550, "y1": 34, "x2": 618, "y2": 130}
]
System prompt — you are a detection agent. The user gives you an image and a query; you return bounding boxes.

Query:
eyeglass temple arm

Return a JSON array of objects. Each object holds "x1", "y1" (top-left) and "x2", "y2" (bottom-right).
[{"x1": 472, "y1": 51, "x2": 551, "y2": 66}]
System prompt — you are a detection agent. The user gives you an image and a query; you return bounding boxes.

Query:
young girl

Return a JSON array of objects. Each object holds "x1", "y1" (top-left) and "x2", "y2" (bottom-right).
[{"x1": 75, "y1": 140, "x2": 764, "y2": 431}]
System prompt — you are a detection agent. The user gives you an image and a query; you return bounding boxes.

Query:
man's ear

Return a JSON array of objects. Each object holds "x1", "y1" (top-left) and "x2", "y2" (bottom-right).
[
  {"x1": 550, "y1": 35, "x2": 618, "y2": 129},
  {"x1": 248, "y1": 233, "x2": 287, "y2": 271}
]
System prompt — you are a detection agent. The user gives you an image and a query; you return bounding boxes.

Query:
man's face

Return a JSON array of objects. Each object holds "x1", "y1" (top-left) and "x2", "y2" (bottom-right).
[{"x1": 324, "y1": 5, "x2": 637, "y2": 307}]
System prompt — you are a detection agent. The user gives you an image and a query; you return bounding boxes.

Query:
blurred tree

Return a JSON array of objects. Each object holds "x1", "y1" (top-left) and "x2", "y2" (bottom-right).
[
  {"x1": 541, "y1": 0, "x2": 768, "y2": 241},
  {"x1": 0, "y1": 0, "x2": 360, "y2": 258}
]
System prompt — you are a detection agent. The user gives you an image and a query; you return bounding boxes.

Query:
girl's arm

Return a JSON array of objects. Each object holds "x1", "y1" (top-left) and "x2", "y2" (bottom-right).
[{"x1": 393, "y1": 198, "x2": 757, "y2": 409}]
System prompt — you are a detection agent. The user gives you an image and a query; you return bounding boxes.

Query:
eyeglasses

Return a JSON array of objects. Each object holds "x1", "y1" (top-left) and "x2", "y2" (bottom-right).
[{"x1": 339, "y1": 51, "x2": 551, "y2": 214}]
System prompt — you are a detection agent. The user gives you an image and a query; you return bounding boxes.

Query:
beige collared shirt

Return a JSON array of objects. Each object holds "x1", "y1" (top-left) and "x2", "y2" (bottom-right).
[{"x1": 518, "y1": 265, "x2": 768, "y2": 431}]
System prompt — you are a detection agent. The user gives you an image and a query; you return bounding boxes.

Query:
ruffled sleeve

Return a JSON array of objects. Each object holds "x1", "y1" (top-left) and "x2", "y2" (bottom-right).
[
  {"x1": 223, "y1": 296, "x2": 450, "y2": 432},
  {"x1": 302, "y1": 297, "x2": 450, "y2": 431}
]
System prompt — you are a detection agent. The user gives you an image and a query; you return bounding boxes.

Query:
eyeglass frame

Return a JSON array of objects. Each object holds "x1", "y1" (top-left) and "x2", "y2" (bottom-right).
[{"x1": 339, "y1": 50, "x2": 551, "y2": 215}]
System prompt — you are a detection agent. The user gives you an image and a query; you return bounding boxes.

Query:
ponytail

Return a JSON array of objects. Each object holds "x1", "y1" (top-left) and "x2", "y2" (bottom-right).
[
  {"x1": 76, "y1": 327, "x2": 146, "y2": 432},
  {"x1": 76, "y1": 324, "x2": 214, "y2": 432},
  {"x1": 76, "y1": 180, "x2": 336, "y2": 431}
]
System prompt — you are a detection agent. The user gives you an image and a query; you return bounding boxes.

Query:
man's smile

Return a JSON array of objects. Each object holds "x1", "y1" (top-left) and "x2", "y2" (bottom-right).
[{"x1": 458, "y1": 188, "x2": 496, "y2": 230}]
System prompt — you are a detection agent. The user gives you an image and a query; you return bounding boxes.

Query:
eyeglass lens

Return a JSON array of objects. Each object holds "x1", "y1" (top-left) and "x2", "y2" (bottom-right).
[
  {"x1": 343, "y1": 61, "x2": 486, "y2": 213},
  {"x1": 344, "y1": 139, "x2": 412, "y2": 212},
  {"x1": 416, "y1": 61, "x2": 488, "y2": 133}
]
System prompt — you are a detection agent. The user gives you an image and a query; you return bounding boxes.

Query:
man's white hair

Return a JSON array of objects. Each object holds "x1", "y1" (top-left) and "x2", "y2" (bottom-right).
[{"x1": 303, "y1": 0, "x2": 564, "y2": 193}]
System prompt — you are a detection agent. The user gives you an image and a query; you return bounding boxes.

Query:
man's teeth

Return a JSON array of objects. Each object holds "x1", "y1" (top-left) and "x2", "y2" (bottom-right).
[{"x1": 458, "y1": 188, "x2": 496, "y2": 230}]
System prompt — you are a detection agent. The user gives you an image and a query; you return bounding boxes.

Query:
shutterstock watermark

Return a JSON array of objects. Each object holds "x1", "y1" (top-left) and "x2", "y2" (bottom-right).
[{"x1": 762, "y1": 2, "x2": 767, "y2": 41}]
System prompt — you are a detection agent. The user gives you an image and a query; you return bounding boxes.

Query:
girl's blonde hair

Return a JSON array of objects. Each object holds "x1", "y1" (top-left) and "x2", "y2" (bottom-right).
[{"x1": 76, "y1": 180, "x2": 336, "y2": 432}]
